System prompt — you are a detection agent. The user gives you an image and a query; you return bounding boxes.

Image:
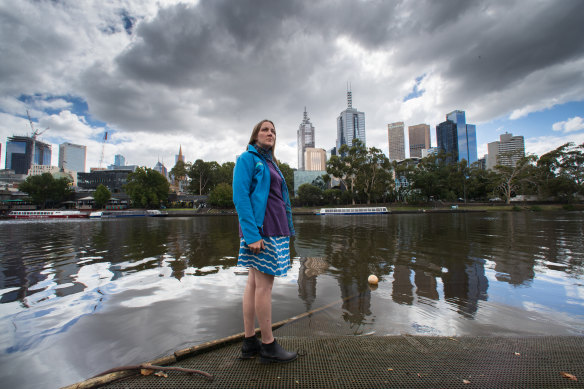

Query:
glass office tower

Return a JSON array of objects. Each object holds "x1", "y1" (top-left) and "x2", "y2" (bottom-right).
[
  {"x1": 6, "y1": 136, "x2": 52, "y2": 174},
  {"x1": 436, "y1": 111, "x2": 478, "y2": 164},
  {"x1": 59, "y1": 142, "x2": 87, "y2": 172},
  {"x1": 446, "y1": 110, "x2": 477, "y2": 164},
  {"x1": 336, "y1": 89, "x2": 365, "y2": 152}
]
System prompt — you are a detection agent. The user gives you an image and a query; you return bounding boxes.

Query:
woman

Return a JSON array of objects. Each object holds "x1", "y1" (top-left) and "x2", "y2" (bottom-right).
[{"x1": 232, "y1": 119, "x2": 297, "y2": 364}]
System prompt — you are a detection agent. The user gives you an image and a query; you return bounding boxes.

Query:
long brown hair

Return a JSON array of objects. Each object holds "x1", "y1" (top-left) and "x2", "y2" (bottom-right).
[{"x1": 248, "y1": 119, "x2": 278, "y2": 164}]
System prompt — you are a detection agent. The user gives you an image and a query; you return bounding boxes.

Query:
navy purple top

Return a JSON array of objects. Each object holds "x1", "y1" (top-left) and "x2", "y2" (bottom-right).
[{"x1": 239, "y1": 159, "x2": 290, "y2": 239}]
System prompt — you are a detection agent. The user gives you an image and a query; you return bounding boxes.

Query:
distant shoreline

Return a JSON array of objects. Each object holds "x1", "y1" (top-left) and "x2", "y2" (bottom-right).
[{"x1": 2, "y1": 203, "x2": 580, "y2": 219}]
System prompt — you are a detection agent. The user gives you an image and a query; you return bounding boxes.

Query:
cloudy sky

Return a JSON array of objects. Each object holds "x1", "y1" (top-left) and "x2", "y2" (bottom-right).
[{"x1": 1, "y1": 0, "x2": 583, "y2": 171}]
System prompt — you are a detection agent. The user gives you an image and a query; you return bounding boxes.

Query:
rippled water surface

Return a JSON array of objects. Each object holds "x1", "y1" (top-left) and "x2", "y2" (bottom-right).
[{"x1": 0, "y1": 212, "x2": 583, "y2": 388}]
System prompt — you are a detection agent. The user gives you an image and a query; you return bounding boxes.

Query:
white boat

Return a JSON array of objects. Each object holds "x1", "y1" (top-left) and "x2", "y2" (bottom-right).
[
  {"x1": 316, "y1": 207, "x2": 389, "y2": 215},
  {"x1": 89, "y1": 209, "x2": 168, "y2": 218},
  {"x1": 8, "y1": 210, "x2": 89, "y2": 219}
]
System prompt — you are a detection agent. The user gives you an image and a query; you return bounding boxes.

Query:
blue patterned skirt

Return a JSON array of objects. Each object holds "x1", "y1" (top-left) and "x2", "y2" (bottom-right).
[{"x1": 237, "y1": 236, "x2": 291, "y2": 277}]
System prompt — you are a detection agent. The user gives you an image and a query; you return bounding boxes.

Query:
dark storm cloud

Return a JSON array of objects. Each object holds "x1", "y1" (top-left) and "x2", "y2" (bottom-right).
[
  {"x1": 3, "y1": 0, "x2": 583, "y2": 167},
  {"x1": 442, "y1": 1, "x2": 584, "y2": 94}
]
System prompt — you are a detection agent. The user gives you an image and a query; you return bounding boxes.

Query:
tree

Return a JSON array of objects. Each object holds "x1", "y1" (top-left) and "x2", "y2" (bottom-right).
[
  {"x1": 207, "y1": 183, "x2": 234, "y2": 208},
  {"x1": 94, "y1": 184, "x2": 111, "y2": 209},
  {"x1": 323, "y1": 188, "x2": 343, "y2": 205},
  {"x1": 493, "y1": 155, "x2": 538, "y2": 204},
  {"x1": 124, "y1": 167, "x2": 170, "y2": 208},
  {"x1": 297, "y1": 183, "x2": 323, "y2": 206},
  {"x1": 357, "y1": 146, "x2": 393, "y2": 204},
  {"x1": 278, "y1": 162, "x2": 294, "y2": 195},
  {"x1": 19, "y1": 173, "x2": 73, "y2": 209},
  {"x1": 466, "y1": 163, "x2": 497, "y2": 201},
  {"x1": 536, "y1": 142, "x2": 584, "y2": 201},
  {"x1": 188, "y1": 159, "x2": 219, "y2": 195},
  {"x1": 169, "y1": 159, "x2": 190, "y2": 186},
  {"x1": 216, "y1": 162, "x2": 235, "y2": 186},
  {"x1": 326, "y1": 139, "x2": 367, "y2": 204},
  {"x1": 406, "y1": 153, "x2": 449, "y2": 201}
]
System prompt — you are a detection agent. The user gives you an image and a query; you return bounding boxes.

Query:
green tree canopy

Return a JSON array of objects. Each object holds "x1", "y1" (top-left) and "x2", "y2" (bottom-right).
[
  {"x1": 124, "y1": 167, "x2": 170, "y2": 208},
  {"x1": 326, "y1": 139, "x2": 367, "y2": 204},
  {"x1": 18, "y1": 173, "x2": 73, "y2": 209},
  {"x1": 297, "y1": 183, "x2": 324, "y2": 206},
  {"x1": 94, "y1": 184, "x2": 111, "y2": 208},
  {"x1": 493, "y1": 155, "x2": 538, "y2": 204},
  {"x1": 188, "y1": 159, "x2": 219, "y2": 195},
  {"x1": 216, "y1": 162, "x2": 235, "y2": 186},
  {"x1": 169, "y1": 159, "x2": 189, "y2": 183},
  {"x1": 278, "y1": 162, "x2": 294, "y2": 196},
  {"x1": 357, "y1": 146, "x2": 393, "y2": 204},
  {"x1": 207, "y1": 183, "x2": 234, "y2": 208}
]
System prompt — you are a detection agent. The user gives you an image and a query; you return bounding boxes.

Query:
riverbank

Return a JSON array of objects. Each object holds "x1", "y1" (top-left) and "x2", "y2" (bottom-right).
[
  {"x1": 2, "y1": 203, "x2": 580, "y2": 220},
  {"x1": 164, "y1": 202, "x2": 583, "y2": 217}
]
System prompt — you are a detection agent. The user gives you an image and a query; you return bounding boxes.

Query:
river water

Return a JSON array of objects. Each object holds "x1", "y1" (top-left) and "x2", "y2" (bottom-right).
[{"x1": 0, "y1": 212, "x2": 583, "y2": 388}]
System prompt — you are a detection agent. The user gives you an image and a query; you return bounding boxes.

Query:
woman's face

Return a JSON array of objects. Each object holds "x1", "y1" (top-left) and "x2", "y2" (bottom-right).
[{"x1": 255, "y1": 121, "x2": 276, "y2": 149}]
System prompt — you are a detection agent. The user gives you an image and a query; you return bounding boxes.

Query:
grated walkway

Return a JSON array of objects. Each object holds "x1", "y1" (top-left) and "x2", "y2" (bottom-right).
[{"x1": 65, "y1": 302, "x2": 584, "y2": 389}]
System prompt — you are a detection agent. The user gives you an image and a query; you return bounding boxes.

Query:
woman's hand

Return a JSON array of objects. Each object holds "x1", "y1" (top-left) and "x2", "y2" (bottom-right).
[{"x1": 248, "y1": 239, "x2": 265, "y2": 254}]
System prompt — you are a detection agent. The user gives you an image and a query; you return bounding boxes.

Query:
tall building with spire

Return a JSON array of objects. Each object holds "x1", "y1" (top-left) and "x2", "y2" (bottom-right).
[
  {"x1": 175, "y1": 145, "x2": 185, "y2": 165},
  {"x1": 388, "y1": 122, "x2": 405, "y2": 161},
  {"x1": 297, "y1": 107, "x2": 315, "y2": 171},
  {"x1": 336, "y1": 86, "x2": 365, "y2": 152}
]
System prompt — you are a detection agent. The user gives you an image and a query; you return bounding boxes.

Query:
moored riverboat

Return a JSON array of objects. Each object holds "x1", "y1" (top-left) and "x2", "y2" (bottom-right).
[
  {"x1": 8, "y1": 210, "x2": 89, "y2": 219},
  {"x1": 89, "y1": 209, "x2": 168, "y2": 218},
  {"x1": 316, "y1": 207, "x2": 389, "y2": 215}
]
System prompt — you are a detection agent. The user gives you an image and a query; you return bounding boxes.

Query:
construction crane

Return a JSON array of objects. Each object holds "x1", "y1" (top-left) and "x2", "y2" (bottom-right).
[
  {"x1": 27, "y1": 110, "x2": 49, "y2": 168},
  {"x1": 98, "y1": 131, "x2": 108, "y2": 169}
]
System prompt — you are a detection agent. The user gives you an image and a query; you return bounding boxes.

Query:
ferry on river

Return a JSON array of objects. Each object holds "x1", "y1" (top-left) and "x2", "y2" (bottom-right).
[
  {"x1": 8, "y1": 210, "x2": 89, "y2": 219},
  {"x1": 316, "y1": 207, "x2": 389, "y2": 215},
  {"x1": 89, "y1": 209, "x2": 168, "y2": 218}
]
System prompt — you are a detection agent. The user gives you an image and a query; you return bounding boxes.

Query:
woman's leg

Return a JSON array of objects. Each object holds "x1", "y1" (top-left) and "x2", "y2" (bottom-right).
[
  {"x1": 243, "y1": 268, "x2": 257, "y2": 337},
  {"x1": 251, "y1": 267, "x2": 275, "y2": 344}
]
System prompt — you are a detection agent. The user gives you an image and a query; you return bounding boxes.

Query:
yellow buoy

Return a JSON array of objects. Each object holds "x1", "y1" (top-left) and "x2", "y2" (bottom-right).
[{"x1": 368, "y1": 274, "x2": 379, "y2": 285}]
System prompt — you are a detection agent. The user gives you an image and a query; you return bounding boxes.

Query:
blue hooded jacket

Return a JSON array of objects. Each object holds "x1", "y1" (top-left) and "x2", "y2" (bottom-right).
[{"x1": 232, "y1": 145, "x2": 294, "y2": 245}]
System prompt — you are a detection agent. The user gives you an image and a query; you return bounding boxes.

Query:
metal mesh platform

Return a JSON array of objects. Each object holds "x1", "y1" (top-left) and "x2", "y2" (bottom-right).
[{"x1": 76, "y1": 307, "x2": 584, "y2": 389}]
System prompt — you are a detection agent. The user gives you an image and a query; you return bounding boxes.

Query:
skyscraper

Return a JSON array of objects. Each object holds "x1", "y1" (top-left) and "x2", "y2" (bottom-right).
[
  {"x1": 153, "y1": 160, "x2": 168, "y2": 178},
  {"x1": 59, "y1": 142, "x2": 87, "y2": 172},
  {"x1": 388, "y1": 122, "x2": 405, "y2": 161},
  {"x1": 297, "y1": 108, "x2": 315, "y2": 171},
  {"x1": 336, "y1": 87, "x2": 365, "y2": 152},
  {"x1": 304, "y1": 148, "x2": 327, "y2": 171},
  {"x1": 486, "y1": 132, "x2": 525, "y2": 170},
  {"x1": 436, "y1": 110, "x2": 477, "y2": 164},
  {"x1": 5, "y1": 136, "x2": 51, "y2": 174},
  {"x1": 114, "y1": 154, "x2": 125, "y2": 167},
  {"x1": 408, "y1": 124, "x2": 431, "y2": 158}
]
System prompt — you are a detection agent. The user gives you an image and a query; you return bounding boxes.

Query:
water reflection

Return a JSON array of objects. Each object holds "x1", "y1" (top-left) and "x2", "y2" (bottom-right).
[{"x1": 0, "y1": 212, "x2": 583, "y2": 388}]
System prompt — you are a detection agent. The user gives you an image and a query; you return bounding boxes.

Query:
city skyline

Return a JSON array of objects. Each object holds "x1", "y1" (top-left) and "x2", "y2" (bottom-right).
[{"x1": 0, "y1": 0, "x2": 583, "y2": 170}]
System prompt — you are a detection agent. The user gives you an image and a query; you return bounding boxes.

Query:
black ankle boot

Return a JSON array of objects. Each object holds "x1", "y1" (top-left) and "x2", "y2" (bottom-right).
[
  {"x1": 240, "y1": 335, "x2": 261, "y2": 359},
  {"x1": 259, "y1": 339, "x2": 297, "y2": 364}
]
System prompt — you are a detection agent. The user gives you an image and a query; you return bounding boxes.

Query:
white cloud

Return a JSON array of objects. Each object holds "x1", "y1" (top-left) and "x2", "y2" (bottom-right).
[
  {"x1": 552, "y1": 116, "x2": 584, "y2": 133},
  {"x1": 526, "y1": 132, "x2": 584, "y2": 157}
]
